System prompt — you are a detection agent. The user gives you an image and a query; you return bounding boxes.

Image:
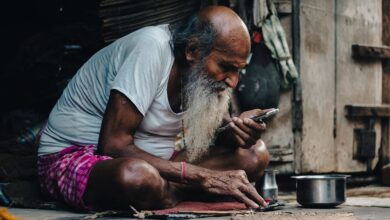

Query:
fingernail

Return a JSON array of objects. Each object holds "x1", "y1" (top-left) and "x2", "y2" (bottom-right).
[{"x1": 253, "y1": 204, "x2": 259, "y2": 209}]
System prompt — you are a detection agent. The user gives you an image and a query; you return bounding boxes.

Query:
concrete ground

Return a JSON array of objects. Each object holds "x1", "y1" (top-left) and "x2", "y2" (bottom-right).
[{"x1": 5, "y1": 185, "x2": 390, "y2": 220}]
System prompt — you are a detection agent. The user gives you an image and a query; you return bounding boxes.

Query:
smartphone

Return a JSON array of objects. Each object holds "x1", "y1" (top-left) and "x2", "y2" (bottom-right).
[
  {"x1": 216, "y1": 108, "x2": 279, "y2": 134},
  {"x1": 248, "y1": 108, "x2": 279, "y2": 123}
]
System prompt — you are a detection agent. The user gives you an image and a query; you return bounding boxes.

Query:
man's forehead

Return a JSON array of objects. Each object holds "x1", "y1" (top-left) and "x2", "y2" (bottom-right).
[
  {"x1": 213, "y1": 47, "x2": 249, "y2": 66},
  {"x1": 214, "y1": 34, "x2": 250, "y2": 57}
]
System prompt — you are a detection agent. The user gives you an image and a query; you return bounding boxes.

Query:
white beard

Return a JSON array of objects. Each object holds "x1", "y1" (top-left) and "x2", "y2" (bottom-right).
[{"x1": 182, "y1": 63, "x2": 231, "y2": 162}]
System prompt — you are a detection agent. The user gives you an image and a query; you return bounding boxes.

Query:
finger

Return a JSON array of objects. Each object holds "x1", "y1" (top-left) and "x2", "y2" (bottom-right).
[
  {"x1": 236, "y1": 172, "x2": 268, "y2": 207},
  {"x1": 242, "y1": 184, "x2": 267, "y2": 207},
  {"x1": 236, "y1": 170, "x2": 249, "y2": 182},
  {"x1": 234, "y1": 117, "x2": 264, "y2": 141},
  {"x1": 233, "y1": 133, "x2": 247, "y2": 148},
  {"x1": 233, "y1": 117, "x2": 253, "y2": 134},
  {"x1": 243, "y1": 118, "x2": 266, "y2": 131},
  {"x1": 241, "y1": 119, "x2": 264, "y2": 140},
  {"x1": 233, "y1": 132, "x2": 255, "y2": 149},
  {"x1": 233, "y1": 190, "x2": 259, "y2": 209},
  {"x1": 231, "y1": 120, "x2": 256, "y2": 145},
  {"x1": 231, "y1": 119, "x2": 249, "y2": 137}
]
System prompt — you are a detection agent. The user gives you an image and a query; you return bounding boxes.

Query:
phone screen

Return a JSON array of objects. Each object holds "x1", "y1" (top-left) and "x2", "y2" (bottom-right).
[
  {"x1": 216, "y1": 108, "x2": 279, "y2": 134},
  {"x1": 249, "y1": 108, "x2": 279, "y2": 123}
]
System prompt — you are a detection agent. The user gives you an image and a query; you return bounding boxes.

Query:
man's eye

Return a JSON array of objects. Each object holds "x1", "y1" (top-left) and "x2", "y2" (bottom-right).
[
  {"x1": 220, "y1": 65, "x2": 238, "y2": 73},
  {"x1": 220, "y1": 65, "x2": 228, "y2": 71}
]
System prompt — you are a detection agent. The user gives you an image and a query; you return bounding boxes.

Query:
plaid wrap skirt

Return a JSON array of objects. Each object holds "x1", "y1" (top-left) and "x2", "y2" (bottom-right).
[{"x1": 37, "y1": 145, "x2": 112, "y2": 210}]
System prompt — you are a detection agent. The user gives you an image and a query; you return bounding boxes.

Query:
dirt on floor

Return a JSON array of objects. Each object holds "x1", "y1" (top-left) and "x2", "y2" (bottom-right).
[{"x1": 4, "y1": 185, "x2": 390, "y2": 220}]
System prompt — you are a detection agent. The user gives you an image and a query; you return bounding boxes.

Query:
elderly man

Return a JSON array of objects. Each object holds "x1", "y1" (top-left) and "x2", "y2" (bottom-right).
[{"x1": 37, "y1": 6, "x2": 270, "y2": 211}]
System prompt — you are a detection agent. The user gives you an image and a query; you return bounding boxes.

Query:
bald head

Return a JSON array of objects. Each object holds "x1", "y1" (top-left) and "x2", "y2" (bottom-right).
[
  {"x1": 198, "y1": 6, "x2": 250, "y2": 55},
  {"x1": 170, "y1": 6, "x2": 250, "y2": 65},
  {"x1": 198, "y1": 6, "x2": 249, "y2": 40}
]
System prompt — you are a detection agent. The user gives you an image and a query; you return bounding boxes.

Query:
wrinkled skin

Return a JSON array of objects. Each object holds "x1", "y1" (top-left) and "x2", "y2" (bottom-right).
[{"x1": 83, "y1": 6, "x2": 270, "y2": 211}]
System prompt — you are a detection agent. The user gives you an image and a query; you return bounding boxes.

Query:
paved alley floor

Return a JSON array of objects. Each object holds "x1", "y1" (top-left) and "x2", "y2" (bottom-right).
[{"x1": 5, "y1": 185, "x2": 390, "y2": 220}]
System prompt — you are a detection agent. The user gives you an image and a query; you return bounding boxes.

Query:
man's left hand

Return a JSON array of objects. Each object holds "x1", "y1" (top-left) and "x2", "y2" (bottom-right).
[{"x1": 229, "y1": 109, "x2": 269, "y2": 149}]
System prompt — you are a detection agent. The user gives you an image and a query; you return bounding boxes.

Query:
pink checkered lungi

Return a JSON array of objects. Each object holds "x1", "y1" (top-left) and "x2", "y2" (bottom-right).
[{"x1": 37, "y1": 145, "x2": 112, "y2": 210}]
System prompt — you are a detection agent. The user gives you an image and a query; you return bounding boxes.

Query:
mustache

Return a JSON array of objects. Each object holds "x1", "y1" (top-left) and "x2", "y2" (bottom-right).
[{"x1": 209, "y1": 78, "x2": 229, "y2": 91}]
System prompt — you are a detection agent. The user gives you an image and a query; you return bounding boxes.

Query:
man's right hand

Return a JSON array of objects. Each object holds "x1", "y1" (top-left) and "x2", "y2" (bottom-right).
[{"x1": 200, "y1": 169, "x2": 267, "y2": 208}]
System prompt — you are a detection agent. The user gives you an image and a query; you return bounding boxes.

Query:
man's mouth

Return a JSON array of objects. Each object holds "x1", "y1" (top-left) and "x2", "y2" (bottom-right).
[
  {"x1": 215, "y1": 87, "x2": 226, "y2": 92},
  {"x1": 211, "y1": 82, "x2": 228, "y2": 93}
]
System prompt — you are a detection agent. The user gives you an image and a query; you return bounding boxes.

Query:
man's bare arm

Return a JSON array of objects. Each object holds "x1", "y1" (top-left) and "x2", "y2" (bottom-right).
[
  {"x1": 98, "y1": 90, "x2": 196, "y2": 183},
  {"x1": 97, "y1": 90, "x2": 266, "y2": 208}
]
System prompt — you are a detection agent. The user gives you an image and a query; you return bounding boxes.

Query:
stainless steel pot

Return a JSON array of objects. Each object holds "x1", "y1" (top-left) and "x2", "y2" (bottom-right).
[{"x1": 291, "y1": 175, "x2": 350, "y2": 207}]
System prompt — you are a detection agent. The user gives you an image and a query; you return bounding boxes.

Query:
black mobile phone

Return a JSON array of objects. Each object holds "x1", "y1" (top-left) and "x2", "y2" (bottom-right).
[
  {"x1": 248, "y1": 108, "x2": 279, "y2": 123},
  {"x1": 216, "y1": 108, "x2": 279, "y2": 134}
]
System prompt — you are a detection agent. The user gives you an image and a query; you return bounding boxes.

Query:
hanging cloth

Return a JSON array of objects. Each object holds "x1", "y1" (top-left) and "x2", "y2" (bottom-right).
[{"x1": 253, "y1": 0, "x2": 298, "y2": 89}]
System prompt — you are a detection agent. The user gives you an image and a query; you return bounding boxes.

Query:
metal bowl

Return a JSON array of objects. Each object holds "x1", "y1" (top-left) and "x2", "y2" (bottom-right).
[{"x1": 291, "y1": 175, "x2": 350, "y2": 207}]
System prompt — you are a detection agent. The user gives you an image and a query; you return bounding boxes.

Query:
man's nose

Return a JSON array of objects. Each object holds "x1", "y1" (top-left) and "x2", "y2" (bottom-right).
[{"x1": 224, "y1": 72, "x2": 239, "y2": 88}]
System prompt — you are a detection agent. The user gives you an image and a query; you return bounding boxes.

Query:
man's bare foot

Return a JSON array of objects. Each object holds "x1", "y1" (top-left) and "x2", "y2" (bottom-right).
[{"x1": 160, "y1": 181, "x2": 183, "y2": 209}]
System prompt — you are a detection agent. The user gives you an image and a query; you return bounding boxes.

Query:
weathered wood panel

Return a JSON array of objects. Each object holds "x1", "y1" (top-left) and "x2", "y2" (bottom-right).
[
  {"x1": 298, "y1": 0, "x2": 336, "y2": 173},
  {"x1": 345, "y1": 104, "x2": 390, "y2": 117},
  {"x1": 381, "y1": 0, "x2": 390, "y2": 165},
  {"x1": 352, "y1": 44, "x2": 390, "y2": 59},
  {"x1": 335, "y1": 0, "x2": 382, "y2": 172},
  {"x1": 263, "y1": 0, "x2": 383, "y2": 174},
  {"x1": 261, "y1": 14, "x2": 295, "y2": 174},
  {"x1": 262, "y1": 90, "x2": 295, "y2": 174}
]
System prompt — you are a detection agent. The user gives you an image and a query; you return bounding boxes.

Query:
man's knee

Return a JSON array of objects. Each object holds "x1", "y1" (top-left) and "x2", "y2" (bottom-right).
[
  {"x1": 115, "y1": 158, "x2": 166, "y2": 207},
  {"x1": 243, "y1": 139, "x2": 270, "y2": 181}
]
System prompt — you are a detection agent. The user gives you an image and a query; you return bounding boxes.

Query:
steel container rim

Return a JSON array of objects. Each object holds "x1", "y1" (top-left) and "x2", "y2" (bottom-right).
[
  {"x1": 291, "y1": 174, "x2": 350, "y2": 207},
  {"x1": 291, "y1": 174, "x2": 350, "y2": 180}
]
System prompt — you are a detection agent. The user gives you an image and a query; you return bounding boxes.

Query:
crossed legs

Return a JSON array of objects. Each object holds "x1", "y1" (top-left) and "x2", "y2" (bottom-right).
[{"x1": 83, "y1": 139, "x2": 269, "y2": 210}]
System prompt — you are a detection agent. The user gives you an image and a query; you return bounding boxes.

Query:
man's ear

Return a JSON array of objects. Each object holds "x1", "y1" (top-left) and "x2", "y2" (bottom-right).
[{"x1": 185, "y1": 38, "x2": 200, "y2": 63}]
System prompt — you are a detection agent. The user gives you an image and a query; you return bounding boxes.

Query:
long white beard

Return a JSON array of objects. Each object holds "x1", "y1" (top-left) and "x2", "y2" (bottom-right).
[{"x1": 182, "y1": 64, "x2": 231, "y2": 162}]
